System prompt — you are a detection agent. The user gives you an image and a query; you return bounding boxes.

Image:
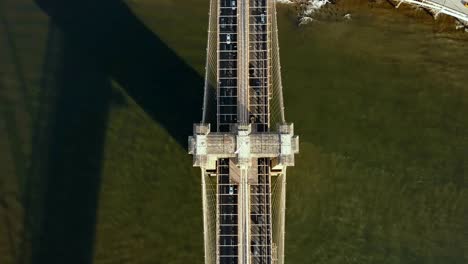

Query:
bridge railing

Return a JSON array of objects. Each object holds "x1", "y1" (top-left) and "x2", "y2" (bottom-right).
[{"x1": 396, "y1": 0, "x2": 468, "y2": 23}]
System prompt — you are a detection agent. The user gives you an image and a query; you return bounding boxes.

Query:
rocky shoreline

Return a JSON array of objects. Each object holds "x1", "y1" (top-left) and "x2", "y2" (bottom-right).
[{"x1": 280, "y1": 0, "x2": 468, "y2": 32}]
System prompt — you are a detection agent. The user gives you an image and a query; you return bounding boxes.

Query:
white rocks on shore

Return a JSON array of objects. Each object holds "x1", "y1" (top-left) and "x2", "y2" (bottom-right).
[
  {"x1": 303, "y1": 0, "x2": 331, "y2": 15},
  {"x1": 299, "y1": 16, "x2": 315, "y2": 25},
  {"x1": 276, "y1": 0, "x2": 294, "y2": 4}
]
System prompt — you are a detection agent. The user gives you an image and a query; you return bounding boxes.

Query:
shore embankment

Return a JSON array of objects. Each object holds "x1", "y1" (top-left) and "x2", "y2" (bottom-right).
[{"x1": 282, "y1": 0, "x2": 468, "y2": 32}]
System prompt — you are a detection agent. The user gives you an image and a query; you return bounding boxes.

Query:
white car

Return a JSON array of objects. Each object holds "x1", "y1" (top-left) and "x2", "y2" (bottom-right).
[
  {"x1": 254, "y1": 248, "x2": 259, "y2": 255},
  {"x1": 226, "y1": 34, "x2": 231, "y2": 44},
  {"x1": 231, "y1": 1, "x2": 236, "y2": 10},
  {"x1": 260, "y1": 14, "x2": 266, "y2": 24},
  {"x1": 229, "y1": 186, "x2": 234, "y2": 194}
]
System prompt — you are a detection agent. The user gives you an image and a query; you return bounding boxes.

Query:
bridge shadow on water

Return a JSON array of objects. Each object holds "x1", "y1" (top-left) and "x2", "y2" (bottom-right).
[{"x1": 27, "y1": 0, "x2": 203, "y2": 263}]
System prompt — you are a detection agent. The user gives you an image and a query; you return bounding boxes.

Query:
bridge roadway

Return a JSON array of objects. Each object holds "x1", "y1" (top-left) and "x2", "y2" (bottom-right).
[
  {"x1": 217, "y1": 0, "x2": 273, "y2": 263},
  {"x1": 396, "y1": 0, "x2": 468, "y2": 22},
  {"x1": 190, "y1": 0, "x2": 299, "y2": 263}
]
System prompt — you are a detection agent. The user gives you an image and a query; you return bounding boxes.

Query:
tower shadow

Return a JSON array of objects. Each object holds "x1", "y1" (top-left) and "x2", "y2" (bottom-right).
[
  {"x1": 37, "y1": 0, "x2": 204, "y2": 145},
  {"x1": 26, "y1": 0, "x2": 204, "y2": 263}
]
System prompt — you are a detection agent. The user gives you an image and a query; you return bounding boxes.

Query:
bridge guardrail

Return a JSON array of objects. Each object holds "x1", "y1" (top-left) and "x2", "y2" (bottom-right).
[{"x1": 396, "y1": 0, "x2": 468, "y2": 23}]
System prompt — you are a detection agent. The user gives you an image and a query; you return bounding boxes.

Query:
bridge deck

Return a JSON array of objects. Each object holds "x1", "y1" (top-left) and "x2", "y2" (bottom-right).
[
  {"x1": 218, "y1": 159, "x2": 239, "y2": 264},
  {"x1": 216, "y1": 0, "x2": 274, "y2": 263},
  {"x1": 191, "y1": 0, "x2": 298, "y2": 263}
]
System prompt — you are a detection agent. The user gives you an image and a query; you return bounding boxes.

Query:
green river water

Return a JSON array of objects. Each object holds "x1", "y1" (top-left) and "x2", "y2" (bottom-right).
[{"x1": 0, "y1": 0, "x2": 467, "y2": 263}]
